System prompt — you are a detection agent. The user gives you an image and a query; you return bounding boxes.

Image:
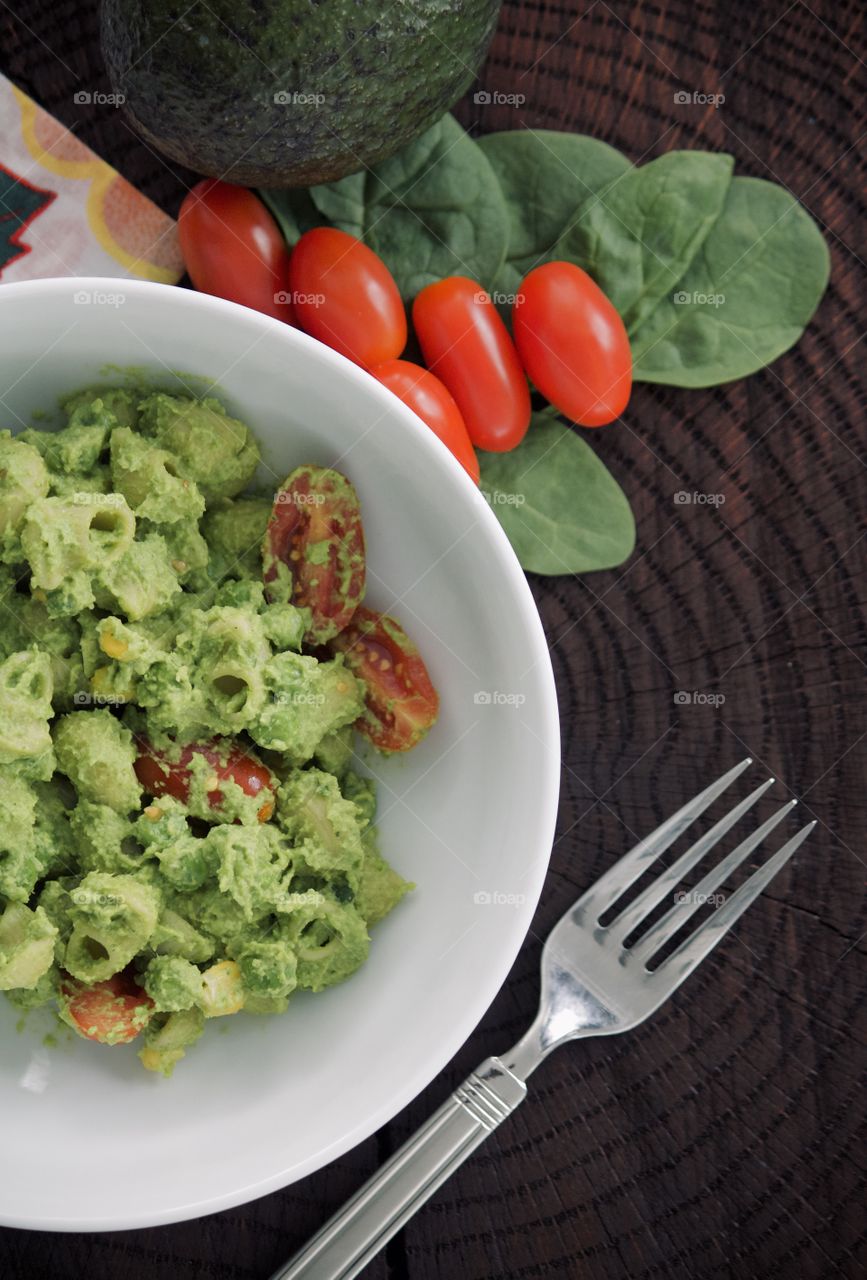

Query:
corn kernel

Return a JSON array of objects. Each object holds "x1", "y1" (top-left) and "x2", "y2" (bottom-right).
[
  {"x1": 90, "y1": 666, "x2": 134, "y2": 701},
  {"x1": 199, "y1": 960, "x2": 244, "y2": 1017},
  {"x1": 99, "y1": 632, "x2": 128, "y2": 660}
]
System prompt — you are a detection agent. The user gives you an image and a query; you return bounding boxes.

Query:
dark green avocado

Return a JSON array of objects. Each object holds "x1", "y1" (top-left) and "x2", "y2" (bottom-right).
[{"x1": 101, "y1": 0, "x2": 501, "y2": 187}]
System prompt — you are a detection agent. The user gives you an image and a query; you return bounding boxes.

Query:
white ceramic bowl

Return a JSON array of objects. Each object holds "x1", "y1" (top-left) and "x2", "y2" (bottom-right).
[{"x1": 0, "y1": 277, "x2": 559, "y2": 1230}]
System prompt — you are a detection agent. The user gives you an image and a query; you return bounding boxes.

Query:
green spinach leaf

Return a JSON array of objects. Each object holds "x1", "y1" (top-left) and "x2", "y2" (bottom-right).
[
  {"x1": 304, "y1": 114, "x2": 510, "y2": 299},
  {"x1": 478, "y1": 414, "x2": 635, "y2": 575},
  {"x1": 555, "y1": 150, "x2": 734, "y2": 332},
  {"x1": 258, "y1": 187, "x2": 324, "y2": 245},
  {"x1": 261, "y1": 114, "x2": 829, "y2": 398},
  {"x1": 477, "y1": 130, "x2": 632, "y2": 297},
  {"x1": 630, "y1": 176, "x2": 831, "y2": 386},
  {"x1": 308, "y1": 172, "x2": 365, "y2": 234}
]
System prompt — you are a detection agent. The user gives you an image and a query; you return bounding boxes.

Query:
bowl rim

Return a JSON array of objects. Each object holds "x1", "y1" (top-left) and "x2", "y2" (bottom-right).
[{"x1": 0, "y1": 276, "x2": 561, "y2": 1231}]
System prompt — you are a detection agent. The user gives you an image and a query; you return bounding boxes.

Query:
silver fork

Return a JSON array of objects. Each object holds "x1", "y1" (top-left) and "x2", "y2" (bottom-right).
[{"x1": 271, "y1": 758, "x2": 814, "y2": 1280}]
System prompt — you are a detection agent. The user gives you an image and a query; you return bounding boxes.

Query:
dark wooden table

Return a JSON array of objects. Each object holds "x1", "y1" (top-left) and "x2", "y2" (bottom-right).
[{"x1": 2, "y1": 2, "x2": 865, "y2": 1277}]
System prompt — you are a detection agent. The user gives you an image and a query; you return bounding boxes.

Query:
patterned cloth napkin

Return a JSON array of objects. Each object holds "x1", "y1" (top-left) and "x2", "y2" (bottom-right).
[{"x1": 0, "y1": 73, "x2": 183, "y2": 284}]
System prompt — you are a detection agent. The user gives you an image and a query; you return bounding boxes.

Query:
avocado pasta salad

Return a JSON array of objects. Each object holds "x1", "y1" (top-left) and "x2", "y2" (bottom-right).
[{"x1": 0, "y1": 386, "x2": 438, "y2": 1075}]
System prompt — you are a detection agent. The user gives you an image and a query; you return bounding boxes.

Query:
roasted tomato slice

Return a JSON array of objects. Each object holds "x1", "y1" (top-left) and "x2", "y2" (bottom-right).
[
  {"x1": 329, "y1": 607, "x2": 438, "y2": 752},
  {"x1": 60, "y1": 971, "x2": 154, "y2": 1045},
  {"x1": 263, "y1": 465, "x2": 366, "y2": 645},
  {"x1": 134, "y1": 739, "x2": 276, "y2": 822}
]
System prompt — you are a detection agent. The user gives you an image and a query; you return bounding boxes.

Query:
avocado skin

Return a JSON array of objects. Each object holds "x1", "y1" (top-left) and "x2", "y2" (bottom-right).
[{"x1": 101, "y1": 0, "x2": 501, "y2": 188}]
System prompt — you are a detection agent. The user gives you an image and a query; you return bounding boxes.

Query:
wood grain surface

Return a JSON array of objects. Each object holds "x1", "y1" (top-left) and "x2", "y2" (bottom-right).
[{"x1": 1, "y1": 2, "x2": 865, "y2": 1277}]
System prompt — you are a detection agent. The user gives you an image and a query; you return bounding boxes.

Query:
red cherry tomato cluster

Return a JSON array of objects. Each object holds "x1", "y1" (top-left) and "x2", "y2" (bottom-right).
[
  {"x1": 178, "y1": 181, "x2": 633, "y2": 482},
  {"x1": 286, "y1": 228, "x2": 483, "y2": 481}
]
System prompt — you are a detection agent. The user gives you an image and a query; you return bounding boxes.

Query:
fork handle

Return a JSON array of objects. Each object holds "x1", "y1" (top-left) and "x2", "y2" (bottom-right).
[{"x1": 270, "y1": 1057, "x2": 527, "y2": 1280}]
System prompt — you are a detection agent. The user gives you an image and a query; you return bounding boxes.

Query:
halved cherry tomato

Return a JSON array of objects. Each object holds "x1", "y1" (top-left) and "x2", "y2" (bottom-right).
[
  {"x1": 134, "y1": 739, "x2": 276, "y2": 822},
  {"x1": 263, "y1": 464, "x2": 366, "y2": 645},
  {"x1": 370, "y1": 359, "x2": 480, "y2": 484},
  {"x1": 178, "y1": 179, "x2": 295, "y2": 322},
  {"x1": 512, "y1": 262, "x2": 632, "y2": 426},
  {"x1": 288, "y1": 227, "x2": 406, "y2": 367},
  {"x1": 412, "y1": 277, "x2": 531, "y2": 453},
  {"x1": 60, "y1": 971, "x2": 153, "y2": 1045},
  {"x1": 329, "y1": 607, "x2": 438, "y2": 752}
]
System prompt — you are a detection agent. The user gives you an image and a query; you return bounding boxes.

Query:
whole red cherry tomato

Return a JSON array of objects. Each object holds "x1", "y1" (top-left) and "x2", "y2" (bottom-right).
[
  {"x1": 288, "y1": 227, "x2": 406, "y2": 367},
  {"x1": 178, "y1": 180, "x2": 295, "y2": 322},
  {"x1": 512, "y1": 262, "x2": 632, "y2": 426},
  {"x1": 329, "y1": 607, "x2": 438, "y2": 752},
  {"x1": 412, "y1": 277, "x2": 531, "y2": 453},
  {"x1": 370, "y1": 359, "x2": 480, "y2": 484},
  {"x1": 262, "y1": 464, "x2": 366, "y2": 644},
  {"x1": 134, "y1": 739, "x2": 276, "y2": 822}
]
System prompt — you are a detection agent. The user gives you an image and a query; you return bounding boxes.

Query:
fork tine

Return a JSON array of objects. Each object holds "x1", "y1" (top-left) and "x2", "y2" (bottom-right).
[
  {"x1": 646, "y1": 820, "x2": 815, "y2": 986},
  {"x1": 578, "y1": 758, "x2": 754, "y2": 920},
  {"x1": 632, "y1": 800, "x2": 798, "y2": 963},
  {"x1": 606, "y1": 778, "x2": 776, "y2": 944}
]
